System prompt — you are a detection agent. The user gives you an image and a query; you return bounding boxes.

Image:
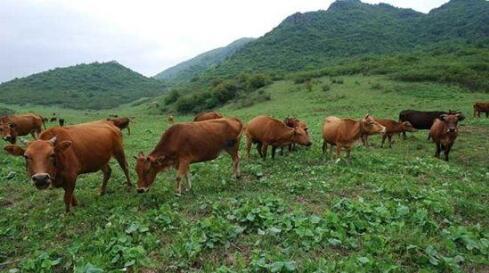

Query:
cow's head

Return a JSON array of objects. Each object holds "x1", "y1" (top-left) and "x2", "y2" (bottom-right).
[
  {"x1": 135, "y1": 152, "x2": 172, "y2": 193},
  {"x1": 400, "y1": 121, "x2": 417, "y2": 133},
  {"x1": 292, "y1": 127, "x2": 312, "y2": 147},
  {"x1": 3, "y1": 137, "x2": 71, "y2": 190},
  {"x1": 0, "y1": 122, "x2": 18, "y2": 144},
  {"x1": 440, "y1": 114, "x2": 460, "y2": 133},
  {"x1": 361, "y1": 114, "x2": 386, "y2": 135}
]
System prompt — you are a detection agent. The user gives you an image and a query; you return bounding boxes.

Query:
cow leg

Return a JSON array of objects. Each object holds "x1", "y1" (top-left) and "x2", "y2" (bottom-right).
[
  {"x1": 113, "y1": 149, "x2": 132, "y2": 190},
  {"x1": 127, "y1": 126, "x2": 131, "y2": 136},
  {"x1": 444, "y1": 143, "x2": 452, "y2": 161},
  {"x1": 63, "y1": 185, "x2": 76, "y2": 213},
  {"x1": 486, "y1": 112, "x2": 488, "y2": 118},
  {"x1": 261, "y1": 144, "x2": 269, "y2": 160},
  {"x1": 176, "y1": 160, "x2": 190, "y2": 195},
  {"x1": 427, "y1": 133, "x2": 432, "y2": 141},
  {"x1": 335, "y1": 145, "x2": 342, "y2": 159},
  {"x1": 388, "y1": 135, "x2": 393, "y2": 148},
  {"x1": 271, "y1": 146, "x2": 277, "y2": 159},
  {"x1": 322, "y1": 140, "x2": 327, "y2": 154},
  {"x1": 100, "y1": 164, "x2": 112, "y2": 195},
  {"x1": 186, "y1": 173, "x2": 192, "y2": 191},
  {"x1": 381, "y1": 135, "x2": 387, "y2": 148},
  {"x1": 435, "y1": 143, "x2": 441, "y2": 158},
  {"x1": 225, "y1": 142, "x2": 241, "y2": 179},
  {"x1": 256, "y1": 142, "x2": 263, "y2": 158},
  {"x1": 245, "y1": 137, "x2": 252, "y2": 158}
]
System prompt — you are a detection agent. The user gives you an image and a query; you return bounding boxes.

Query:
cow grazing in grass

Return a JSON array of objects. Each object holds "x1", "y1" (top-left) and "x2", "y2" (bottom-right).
[
  {"x1": 4, "y1": 122, "x2": 132, "y2": 212},
  {"x1": 245, "y1": 115, "x2": 312, "y2": 159},
  {"x1": 430, "y1": 113, "x2": 461, "y2": 161},
  {"x1": 322, "y1": 115, "x2": 385, "y2": 160},
  {"x1": 284, "y1": 117, "x2": 309, "y2": 152},
  {"x1": 135, "y1": 117, "x2": 243, "y2": 194},
  {"x1": 473, "y1": 102, "x2": 489, "y2": 118},
  {"x1": 107, "y1": 117, "x2": 131, "y2": 135},
  {"x1": 399, "y1": 109, "x2": 464, "y2": 139},
  {"x1": 0, "y1": 113, "x2": 44, "y2": 144},
  {"x1": 193, "y1": 111, "x2": 224, "y2": 122},
  {"x1": 362, "y1": 119, "x2": 417, "y2": 148}
]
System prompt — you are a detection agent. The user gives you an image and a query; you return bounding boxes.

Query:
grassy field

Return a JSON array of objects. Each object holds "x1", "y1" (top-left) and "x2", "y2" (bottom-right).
[{"x1": 1, "y1": 75, "x2": 488, "y2": 272}]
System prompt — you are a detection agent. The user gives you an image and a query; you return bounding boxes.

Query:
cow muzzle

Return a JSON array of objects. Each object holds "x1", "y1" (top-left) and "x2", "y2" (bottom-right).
[
  {"x1": 447, "y1": 128, "x2": 456, "y2": 133},
  {"x1": 31, "y1": 173, "x2": 52, "y2": 190},
  {"x1": 137, "y1": 187, "x2": 149, "y2": 193}
]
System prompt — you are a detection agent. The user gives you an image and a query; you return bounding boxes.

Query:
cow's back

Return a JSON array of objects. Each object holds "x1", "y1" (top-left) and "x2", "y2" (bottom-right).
[
  {"x1": 246, "y1": 116, "x2": 289, "y2": 143},
  {"x1": 323, "y1": 117, "x2": 358, "y2": 145},
  {"x1": 399, "y1": 110, "x2": 444, "y2": 129}
]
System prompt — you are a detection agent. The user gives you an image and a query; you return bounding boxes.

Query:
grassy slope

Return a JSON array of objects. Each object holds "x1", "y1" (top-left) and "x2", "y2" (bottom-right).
[{"x1": 1, "y1": 76, "x2": 489, "y2": 272}]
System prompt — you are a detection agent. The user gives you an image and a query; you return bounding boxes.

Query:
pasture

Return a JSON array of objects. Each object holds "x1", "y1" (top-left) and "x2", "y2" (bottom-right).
[{"x1": 1, "y1": 75, "x2": 488, "y2": 272}]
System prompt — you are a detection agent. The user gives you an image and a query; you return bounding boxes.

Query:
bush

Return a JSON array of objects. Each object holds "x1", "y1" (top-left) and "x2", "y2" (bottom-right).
[
  {"x1": 164, "y1": 90, "x2": 181, "y2": 105},
  {"x1": 322, "y1": 84, "x2": 331, "y2": 92}
]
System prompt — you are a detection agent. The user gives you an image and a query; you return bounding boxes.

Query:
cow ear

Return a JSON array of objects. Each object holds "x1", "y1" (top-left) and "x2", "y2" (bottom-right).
[
  {"x1": 4, "y1": 145, "x2": 25, "y2": 156},
  {"x1": 55, "y1": 140, "x2": 72, "y2": 153},
  {"x1": 440, "y1": 114, "x2": 448, "y2": 121}
]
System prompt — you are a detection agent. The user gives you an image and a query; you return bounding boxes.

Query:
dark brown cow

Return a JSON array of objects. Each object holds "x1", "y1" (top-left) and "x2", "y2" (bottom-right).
[
  {"x1": 135, "y1": 117, "x2": 242, "y2": 194},
  {"x1": 245, "y1": 115, "x2": 312, "y2": 159},
  {"x1": 284, "y1": 117, "x2": 309, "y2": 152},
  {"x1": 474, "y1": 102, "x2": 489, "y2": 118},
  {"x1": 193, "y1": 111, "x2": 223, "y2": 122},
  {"x1": 322, "y1": 115, "x2": 386, "y2": 159},
  {"x1": 0, "y1": 113, "x2": 44, "y2": 144},
  {"x1": 362, "y1": 119, "x2": 417, "y2": 148},
  {"x1": 4, "y1": 122, "x2": 132, "y2": 212},
  {"x1": 430, "y1": 114, "x2": 461, "y2": 161},
  {"x1": 107, "y1": 117, "x2": 131, "y2": 135}
]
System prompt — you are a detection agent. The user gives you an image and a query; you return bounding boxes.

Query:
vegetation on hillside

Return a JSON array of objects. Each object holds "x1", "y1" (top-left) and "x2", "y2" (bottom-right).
[{"x1": 0, "y1": 62, "x2": 167, "y2": 109}]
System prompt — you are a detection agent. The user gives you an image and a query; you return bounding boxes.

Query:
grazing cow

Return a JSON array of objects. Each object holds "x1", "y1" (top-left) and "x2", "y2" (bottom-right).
[
  {"x1": 193, "y1": 111, "x2": 223, "y2": 122},
  {"x1": 0, "y1": 113, "x2": 44, "y2": 144},
  {"x1": 107, "y1": 117, "x2": 131, "y2": 135},
  {"x1": 3, "y1": 122, "x2": 132, "y2": 212},
  {"x1": 362, "y1": 119, "x2": 417, "y2": 148},
  {"x1": 322, "y1": 114, "x2": 386, "y2": 160},
  {"x1": 245, "y1": 115, "x2": 312, "y2": 159},
  {"x1": 473, "y1": 102, "x2": 489, "y2": 118},
  {"x1": 399, "y1": 110, "x2": 464, "y2": 139},
  {"x1": 135, "y1": 117, "x2": 243, "y2": 194},
  {"x1": 430, "y1": 113, "x2": 461, "y2": 161},
  {"x1": 284, "y1": 117, "x2": 309, "y2": 152}
]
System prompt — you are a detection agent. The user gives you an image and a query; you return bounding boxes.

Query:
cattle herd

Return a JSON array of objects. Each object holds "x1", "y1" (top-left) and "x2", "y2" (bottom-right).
[{"x1": 0, "y1": 101, "x2": 488, "y2": 213}]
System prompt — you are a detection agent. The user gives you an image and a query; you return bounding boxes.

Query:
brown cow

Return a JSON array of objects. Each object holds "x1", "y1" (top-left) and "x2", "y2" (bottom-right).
[
  {"x1": 322, "y1": 115, "x2": 386, "y2": 160},
  {"x1": 0, "y1": 113, "x2": 44, "y2": 144},
  {"x1": 193, "y1": 111, "x2": 223, "y2": 122},
  {"x1": 245, "y1": 115, "x2": 312, "y2": 159},
  {"x1": 135, "y1": 117, "x2": 242, "y2": 194},
  {"x1": 430, "y1": 114, "x2": 461, "y2": 161},
  {"x1": 107, "y1": 117, "x2": 131, "y2": 135},
  {"x1": 284, "y1": 117, "x2": 309, "y2": 152},
  {"x1": 362, "y1": 119, "x2": 417, "y2": 148},
  {"x1": 3, "y1": 122, "x2": 132, "y2": 212},
  {"x1": 474, "y1": 102, "x2": 489, "y2": 118}
]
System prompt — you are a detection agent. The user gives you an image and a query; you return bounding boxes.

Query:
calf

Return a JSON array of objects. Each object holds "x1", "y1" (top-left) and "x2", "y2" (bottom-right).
[
  {"x1": 322, "y1": 114, "x2": 385, "y2": 160},
  {"x1": 473, "y1": 102, "x2": 489, "y2": 118},
  {"x1": 107, "y1": 117, "x2": 131, "y2": 135},
  {"x1": 430, "y1": 114, "x2": 461, "y2": 161},
  {"x1": 284, "y1": 117, "x2": 309, "y2": 152},
  {"x1": 135, "y1": 117, "x2": 242, "y2": 194},
  {"x1": 0, "y1": 113, "x2": 44, "y2": 144},
  {"x1": 362, "y1": 119, "x2": 417, "y2": 148},
  {"x1": 399, "y1": 109, "x2": 464, "y2": 139},
  {"x1": 245, "y1": 115, "x2": 311, "y2": 159},
  {"x1": 193, "y1": 111, "x2": 223, "y2": 122},
  {"x1": 4, "y1": 122, "x2": 132, "y2": 212}
]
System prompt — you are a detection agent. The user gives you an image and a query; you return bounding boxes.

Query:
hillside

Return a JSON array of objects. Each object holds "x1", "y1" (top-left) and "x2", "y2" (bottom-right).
[
  {"x1": 153, "y1": 37, "x2": 255, "y2": 84},
  {"x1": 0, "y1": 62, "x2": 167, "y2": 109},
  {"x1": 203, "y1": 0, "x2": 489, "y2": 78}
]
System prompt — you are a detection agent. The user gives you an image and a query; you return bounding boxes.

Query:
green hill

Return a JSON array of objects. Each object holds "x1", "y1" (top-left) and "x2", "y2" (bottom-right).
[
  {"x1": 153, "y1": 38, "x2": 255, "y2": 84},
  {"x1": 0, "y1": 61, "x2": 167, "y2": 109},
  {"x1": 204, "y1": 0, "x2": 489, "y2": 78}
]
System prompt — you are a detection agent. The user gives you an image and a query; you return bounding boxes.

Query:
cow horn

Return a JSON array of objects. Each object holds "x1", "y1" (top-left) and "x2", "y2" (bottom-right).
[{"x1": 48, "y1": 136, "x2": 57, "y2": 144}]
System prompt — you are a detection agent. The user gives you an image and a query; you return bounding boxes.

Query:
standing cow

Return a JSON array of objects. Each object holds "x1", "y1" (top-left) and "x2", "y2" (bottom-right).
[
  {"x1": 473, "y1": 102, "x2": 489, "y2": 118},
  {"x1": 284, "y1": 117, "x2": 309, "y2": 152},
  {"x1": 361, "y1": 119, "x2": 417, "y2": 148},
  {"x1": 135, "y1": 117, "x2": 242, "y2": 194},
  {"x1": 3, "y1": 122, "x2": 132, "y2": 212},
  {"x1": 245, "y1": 115, "x2": 312, "y2": 159},
  {"x1": 430, "y1": 113, "x2": 461, "y2": 161},
  {"x1": 322, "y1": 114, "x2": 385, "y2": 160},
  {"x1": 0, "y1": 113, "x2": 44, "y2": 144},
  {"x1": 399, "y1": 110, "x2": 464, "y2": 139},
  {"x1": 193, "y1": 111, "x2": 224, "y2": 122}
]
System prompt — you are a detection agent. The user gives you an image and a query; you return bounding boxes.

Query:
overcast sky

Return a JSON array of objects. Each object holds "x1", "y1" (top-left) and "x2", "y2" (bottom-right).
[{"x1": 0, "y1": 0, "x2": 449, "y2": 83}]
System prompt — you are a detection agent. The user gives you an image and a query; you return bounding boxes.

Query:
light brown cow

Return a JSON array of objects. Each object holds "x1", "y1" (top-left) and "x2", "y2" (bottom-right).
[
  {"x1": 107, "y1": 117, "x2": 131, "y2": 135},
  {"x1": 284, "y1": 117, "x2": 309, "y2": 152},
  {"x1": 322, "y1": 115, "x2": 386, "y2": 160},
  {"x1": 473, "y1": 102, "x2": 489, "y2": 118},
  {"x1": 362, "y1": 119, "x2": 417, "y2": 148},
  {"x1": 0, "y1": 113, "x2": 44, "y2": 144},
  {"x1": 3, "y1": 122, "x2": 132, "y2": 212},
  {"x1": 430, "y1": 114, "x2": 461, "y2": 161},
  {"x1": 193, "y1": 111, "x2": 224, "y2": 122},
  {"x1": 135, "y1": 117, "x2": 243, "y2": 194},
  {"x1": 245, "y1": 115, "x2": 312, "y2": 159}
]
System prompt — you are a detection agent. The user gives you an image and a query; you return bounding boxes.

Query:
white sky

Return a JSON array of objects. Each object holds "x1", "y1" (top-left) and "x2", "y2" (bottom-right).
[{"x1": 0, "y1": 0, "x2": 449, "y2": 82}]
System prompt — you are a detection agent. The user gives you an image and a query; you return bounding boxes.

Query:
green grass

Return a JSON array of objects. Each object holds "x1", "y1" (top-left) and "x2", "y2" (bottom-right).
[{"x1": 1, "y1": 75, "x2": 488, "y2": 272}]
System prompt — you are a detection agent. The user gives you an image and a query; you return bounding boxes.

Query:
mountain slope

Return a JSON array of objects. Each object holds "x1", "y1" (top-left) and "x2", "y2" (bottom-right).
[
  {"x1": 153, "y1": 37, "x2": 255, "y2": 84},
  {"x1": 0, "y1": 62, "x2": 166, "y2": 109},
  {"x1": 204, "y1": 0, "x2": 489, "y2": 78}
]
